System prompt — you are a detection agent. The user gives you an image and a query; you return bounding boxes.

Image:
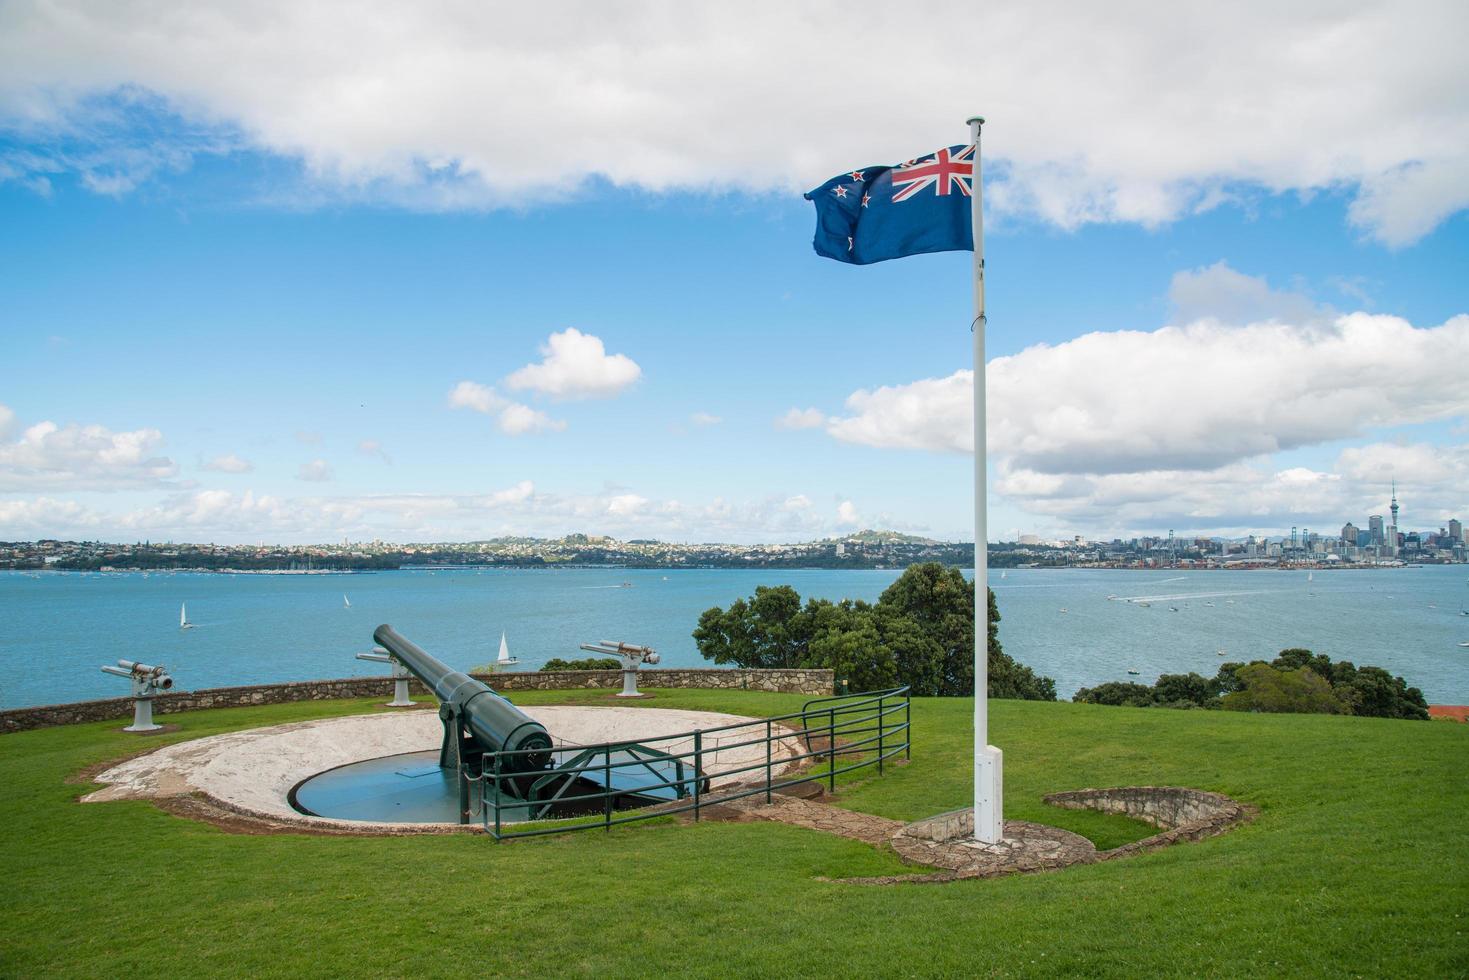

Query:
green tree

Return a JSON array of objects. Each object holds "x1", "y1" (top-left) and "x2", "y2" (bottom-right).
[
  {"x1": 1222, "y1": 664, "x2": 1347, "y2": 715},
  {"x1": 689, "y1": 563, "x2": 1055, "y2": 699},
  {"x1": 691, "y1": 584, "x2": 809, "y2": 668}
]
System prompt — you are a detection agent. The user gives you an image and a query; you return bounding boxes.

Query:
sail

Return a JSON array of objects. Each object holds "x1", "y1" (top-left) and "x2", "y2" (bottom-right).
[
  {"x1": 180, "y1": 603, "x2": 190, "y2": 628},
  {"x1": 343, "y1": 594, "x2": 351, "y2": 608},
  {"x1": 497, "y1": 631, "x2": 514, "y2": 664}
]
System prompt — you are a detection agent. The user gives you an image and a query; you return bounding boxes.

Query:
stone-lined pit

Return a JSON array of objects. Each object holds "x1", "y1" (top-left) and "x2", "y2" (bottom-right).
[{"x1": 866, "y1": 786, "x2": 1252, "y2": 883}]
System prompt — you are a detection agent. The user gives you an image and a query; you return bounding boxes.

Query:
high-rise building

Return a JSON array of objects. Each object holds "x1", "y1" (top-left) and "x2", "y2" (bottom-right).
[
  {"x1": 1341, "y1": 522, "x2": 1359, "y2": 545},
  {"x1": 1290, "y1": 526, "x2": 1299, "y2": 550},
  {"x1": 1450, "y1": 518, "x2": 1463, "y2": 545},
  {"x1": 1369, "y1": 515, "x2": 1384, "y2": 545}
]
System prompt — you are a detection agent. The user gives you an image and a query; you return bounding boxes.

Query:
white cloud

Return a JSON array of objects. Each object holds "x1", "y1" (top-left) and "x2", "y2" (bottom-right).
[
  {"x1": 826, "y1": 307, "x2": 1469, "y2": 476},
  {"x1": 496, "y1": 402, "x2": 566, "y2": 435},
  {"x1": 993, "y1": 441, "x2": 1469, "y2": 538},
  {"x1": 776, "y1": 407, "x2": 826, "y2": 430},
  {"x1": 0, "y1": 495, "x2": 99, "y2": 532},
  {"x1": 0, "y1": 479, "x2": 878, "y2": 544},
  {"x1": 828, "y1": 373, "x2": 972, "y2": 454},
  {"x1": 297, "y1": 459, "x2": 333, "y2": 482},
  {"x1": 201, "y1": 453, "x2": 253, "y2": 473},
  {"x1": 447, "y1": 380, "x2": 505, "y2": 414},
  {"x1": 0, "y1": 415, "x2": 177, "y2": 490},
  {"x1": 0, "y1": 404, "x2": 14, "y2": 439},
  {"x1": 1168, "y1": 262, "x2": 1323, "y2": 326},
  {"x1": 690, "y1": 411, "x2": 721, "y2": 427},
  {"x1": 836, "y1": 500, "x2": 860, "y2": 526},
  {"x1": 3, "y1": 4, "x2": 1468, "y2": 242},
  {"x1": 357, "y1": 439, "x2": 391, "y2": 464},
  {"x1": 506, "y1": 329, "x2": 640, "y2": 400},
  {"x1": 448, "y1": 380, "x2": 566, "y2": 436}
]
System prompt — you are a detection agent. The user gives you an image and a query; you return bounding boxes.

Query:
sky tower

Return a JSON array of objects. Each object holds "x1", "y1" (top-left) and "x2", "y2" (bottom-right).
[{"x1": 1390, "y1": 480, "x2": 1400, "y2": 530}]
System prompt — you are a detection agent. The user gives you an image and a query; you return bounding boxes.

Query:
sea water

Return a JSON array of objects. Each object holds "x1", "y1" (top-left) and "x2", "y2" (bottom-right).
[{"x1": 2, "y1": 564, "x2": 1466, "y2": 708}]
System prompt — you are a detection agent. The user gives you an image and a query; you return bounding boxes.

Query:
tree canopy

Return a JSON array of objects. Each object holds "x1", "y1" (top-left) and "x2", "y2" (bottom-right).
[
  {"x1": 1075, "y1": 648, "x2": 1428, "y2": 720},
  {"x1": 692, "y1": 563, "x2": 1056, "y2": 700}
]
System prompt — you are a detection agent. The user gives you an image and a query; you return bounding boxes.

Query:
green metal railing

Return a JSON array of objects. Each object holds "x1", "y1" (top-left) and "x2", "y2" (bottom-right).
[{"x1": 474, "y1": 686, "x2": 911, "y2": 840}]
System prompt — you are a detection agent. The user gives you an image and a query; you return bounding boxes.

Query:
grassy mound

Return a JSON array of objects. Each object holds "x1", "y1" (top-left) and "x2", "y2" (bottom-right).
[{"x1": 2, "y1": 690, "x2": 1465, "y2": 977}]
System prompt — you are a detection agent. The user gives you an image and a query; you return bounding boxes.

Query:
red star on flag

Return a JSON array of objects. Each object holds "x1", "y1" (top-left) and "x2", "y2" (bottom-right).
[
  {"x1": 833, "y1": 185, "x2": 848, "y2": 199},
  {"x1": 861, "y1": 194, "x2": 871, "y2": 208},
  {"x1": 850, "y1": 170, "x2": 865, "y2": 181}
]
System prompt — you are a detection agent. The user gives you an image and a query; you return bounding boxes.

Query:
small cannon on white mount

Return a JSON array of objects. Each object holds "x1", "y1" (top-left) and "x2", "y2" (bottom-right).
[
  {"x1": 580, "y1": 640, "x2": 660, "y2": 698},
  {"x1": 99, "y1": 660, "x2": 174, "y2": 732},
  {"x1": 355, "y1": 646, "x2": 415, "y2": 707}
]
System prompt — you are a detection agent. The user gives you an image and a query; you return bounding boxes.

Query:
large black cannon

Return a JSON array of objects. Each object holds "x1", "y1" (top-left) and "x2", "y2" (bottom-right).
[{"x1": 373, "y1": 625, "x2": 553, "y2": 782}]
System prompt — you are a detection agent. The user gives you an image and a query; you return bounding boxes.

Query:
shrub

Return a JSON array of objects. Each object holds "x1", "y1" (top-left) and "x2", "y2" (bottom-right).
[
  {"x1": 541, "y1": 656, "x2": 622, "y2": 671},
  {"x1": 1222, "y1": 664, "x2": 1346, "y2": 715},
  {"x1": 1076, "y1": 649, "x2": 1428, "y2": 721}
]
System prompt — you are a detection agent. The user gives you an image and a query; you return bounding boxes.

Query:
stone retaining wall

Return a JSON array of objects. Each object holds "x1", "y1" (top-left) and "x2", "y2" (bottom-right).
[
  {"x1": 0, "y1": 667, "x2": 834, "y2": 734},
  {"x1": 1042, "y1": 786, "x2": 1251, "y2": 859}
]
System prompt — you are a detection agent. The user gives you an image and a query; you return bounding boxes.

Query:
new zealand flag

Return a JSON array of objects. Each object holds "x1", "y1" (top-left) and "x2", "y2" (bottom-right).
[{"x1": 805, "y1": 145, "x2": 974, "y2": 264}]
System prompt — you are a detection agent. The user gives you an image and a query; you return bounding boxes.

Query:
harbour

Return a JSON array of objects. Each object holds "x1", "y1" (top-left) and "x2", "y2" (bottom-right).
[{"x1": 3, "y1": 564, "x2": 1465, "y2": 709}]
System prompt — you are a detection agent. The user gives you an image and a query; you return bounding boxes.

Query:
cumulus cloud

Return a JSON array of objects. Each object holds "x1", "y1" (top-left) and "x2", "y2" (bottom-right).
[
  {"x1": 1168, "y1": 262, "x2": 1324, "y2": 326},
  {"x1": 994, "y1": 441, "x2": 1469, "y2": 538},
  {"x1": 448, "y1": 380, "x2": 566, "y2": 435},
  {"x1": 447, "y1": 381, "x2": 502, "y2": 414},
  {"x1": 0, "y1": 404, "x2": 14, "y2": 438},
  {"x1": 201, "y1": 453, "x2": 253, "y2": 473},
  {"x1": 2, "y1": 3, "x2": 1467, "y2": 242},
  {"x1": 776, "y1": 407, "x2": 827, "y2": 430},
  {"x1": 0, "y1": 414, "x2": 177, "y2": 490},
  {"x1": 690, "y1": 411, "x2": 721, "y2": 427},
  {"x1": 0, "y1": 479, "x2": 879, "y2": 543},
  {"x1": 496, "y1": 402, "x2": 567, "y2": 435},
  {"x1": 828, "y1": 373, "x2": 972, "y2": 454},
  {"x1": 297, "y1": 459, "x2": 333, "y2": 482},
  {"x1": 827, "y1": 308, "x2": 1469, "y2": 477},
  {"x1": 506, "y1": 329, "x2": 640, "y2": 400},
  {"x1": 0, "y1": 495, "x2": 99, "y2": 532}
]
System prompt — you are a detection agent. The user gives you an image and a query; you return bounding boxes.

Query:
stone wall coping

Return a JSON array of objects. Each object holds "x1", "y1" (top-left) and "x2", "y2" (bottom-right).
[{"x1": 0, "y1": 667, "x2": 835, "y2": 735}]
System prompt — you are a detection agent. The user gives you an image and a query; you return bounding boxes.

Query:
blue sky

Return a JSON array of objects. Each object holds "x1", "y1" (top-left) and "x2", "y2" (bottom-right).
[{"x1": 1, "y1": 3, "x2": 1466, "y2": 544}]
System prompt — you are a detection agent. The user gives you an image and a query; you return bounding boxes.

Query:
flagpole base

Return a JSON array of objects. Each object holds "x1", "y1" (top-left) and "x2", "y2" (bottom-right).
[{"x1": 974, "y1": 744, "x2": 1004, "y2": 843}]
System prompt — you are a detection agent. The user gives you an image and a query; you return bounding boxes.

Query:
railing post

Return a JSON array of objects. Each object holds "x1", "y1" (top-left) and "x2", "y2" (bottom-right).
[
  {"x1": 765, "y1": 719, "x2": 773, "y2": 805},
  {"x1": 905, "y1": 695, "x2": 911, "y2": 760},
  {"x1": 693, "y1": 730, "x2": 703, "y2": 822},
  {"x1": 459, "y1": 764, "x2": 470, "y2": 826},
  {"x1": 877, "y1": 695, "x2": 885, "y2": 775},
  {"x1": 828, "y1": 708, "x2": 836, "y2": 793},
  {"x1": 492, "y1": 752, "x2": 502, "y2": 840},
  {"x1": 604, "y1": 746, "x2": 612, "y2": 832}
]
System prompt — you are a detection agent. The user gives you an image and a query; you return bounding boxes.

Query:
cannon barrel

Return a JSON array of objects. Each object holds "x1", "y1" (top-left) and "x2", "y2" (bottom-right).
[
  {"x1": 102, "y1": 661, "x2": 173, "y2": 689},
  {"x1": 373, "y1": 624, "x2": 551, "y2": 773}
]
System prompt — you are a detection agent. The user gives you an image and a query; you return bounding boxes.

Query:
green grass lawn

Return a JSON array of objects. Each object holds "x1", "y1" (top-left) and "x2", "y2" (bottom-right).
[{"x1": 2, "y1": 690, "x2": 1465, "y2": 977}]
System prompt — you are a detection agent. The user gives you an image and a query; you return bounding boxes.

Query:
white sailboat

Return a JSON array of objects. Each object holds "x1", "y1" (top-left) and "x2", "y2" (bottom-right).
[
  {"x1": 343, "y1": 593, "x2": 351, "y2": 609},
  {"x1": 496, "y1": 631, "x2": 519, "y2": 666},
  {"x1": 179, "y1": 603, "x2": 194, "y2": 630},
  {"x1": 1307, "y1": 571, "x2": 1313, "y2": 582}
]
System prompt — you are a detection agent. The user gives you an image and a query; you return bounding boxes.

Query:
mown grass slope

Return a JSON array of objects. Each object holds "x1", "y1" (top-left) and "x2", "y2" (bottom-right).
[{"x1": 2, "y1": 690, "x2": 1465, "y2": 978}]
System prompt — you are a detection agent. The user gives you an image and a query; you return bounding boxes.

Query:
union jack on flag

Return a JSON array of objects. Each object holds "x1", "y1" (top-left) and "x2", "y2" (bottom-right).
[
  {"x1": 890, "y1": 145, "x2": 974, "y2": 202},
  {"x1": 804, "y1": 142, "x2": 975, "y2": 264}
]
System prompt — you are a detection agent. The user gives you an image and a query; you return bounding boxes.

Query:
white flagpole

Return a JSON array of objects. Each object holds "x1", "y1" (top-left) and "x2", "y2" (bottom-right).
[{"x1": 969, "y1": 114, "x2": 1003, "y2": 843}]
